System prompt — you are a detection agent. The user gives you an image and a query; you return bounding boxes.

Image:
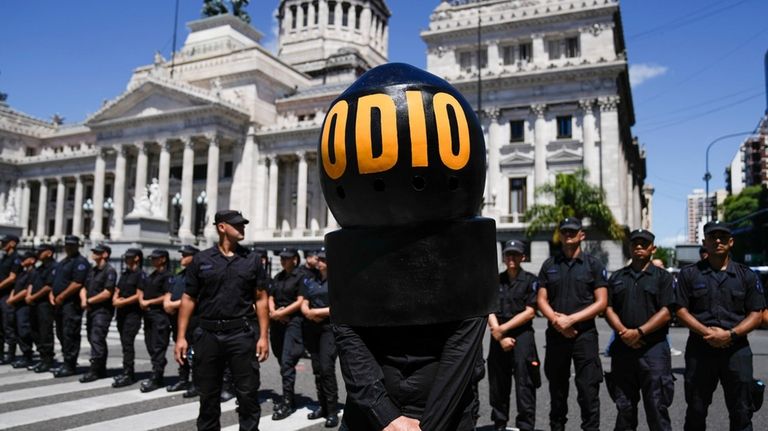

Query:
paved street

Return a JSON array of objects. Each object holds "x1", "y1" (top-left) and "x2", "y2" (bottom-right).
[{"x1": 0, "y1": 317, "x2": 766, "y2": 430}]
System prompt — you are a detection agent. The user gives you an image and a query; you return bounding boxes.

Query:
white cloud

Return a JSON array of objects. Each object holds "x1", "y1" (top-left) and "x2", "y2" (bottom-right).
[
  {"x1": 263, "y1": 8, "x2": 280, "y2": 54},
  {"x1": 629, "y1": 63, "x2": 668, "y2": 87},
  {"x1": 657, "y1": 233, "x2": 687, "y2": 248}
]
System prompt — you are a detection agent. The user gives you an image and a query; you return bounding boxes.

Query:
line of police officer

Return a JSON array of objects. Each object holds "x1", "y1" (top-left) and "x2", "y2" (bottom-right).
[{"x1": 488, "y1": 217, "x2": 765, "y2": 431}]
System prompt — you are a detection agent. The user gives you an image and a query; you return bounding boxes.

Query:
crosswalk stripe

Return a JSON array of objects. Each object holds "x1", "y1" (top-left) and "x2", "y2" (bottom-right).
[
  {"x1": 221, "y1": 407, "x2": 328, "y2": 431},
  {"x1": 0, "y1": 377, "x2": 114, "y2": 404},
  {"x1": 0, "y1": 384, "x2": 178, "y2": 428},
  {"x1": 0, "y1": 358, "x2": 151, "y2": 386}
]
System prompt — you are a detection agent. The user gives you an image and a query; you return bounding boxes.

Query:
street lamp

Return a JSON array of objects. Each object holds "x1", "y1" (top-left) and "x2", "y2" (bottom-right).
[
  {"x1": 103, "y1": 197, "x2": 114, "y2": 238},
  {"x1": 703, "y1": 131, "x2": 755, "y2": 221},
  {"x1": 82, "y1": 198, "x2": 94, "y2": 239},
  {"x1": 195, "y1": 190, "x2": 207, "y2": 236},
  {"x1": 171, "y1": 192, "x2": 182, "y2": 236}
]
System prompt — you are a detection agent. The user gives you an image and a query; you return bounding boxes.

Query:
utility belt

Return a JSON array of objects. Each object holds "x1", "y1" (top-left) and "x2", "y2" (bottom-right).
[{"x1": 199, "y1": 316, "x2": 253, "y2": 333}]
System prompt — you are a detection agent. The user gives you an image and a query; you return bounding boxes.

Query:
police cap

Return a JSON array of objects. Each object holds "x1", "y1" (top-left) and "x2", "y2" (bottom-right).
[
  {"x1": 63, "y1": 235, "x2": 81, "y2": 246},
  {"x1": 21, "y1": 250, "x2": 37, "y2": 260},
  {"x1": 213, "y1": 210, "x2": 249, "y2": 226},
  {"x1": 91, "y1": 244, "x2": 112, "y2": 255},
  {"x1": 178, "y1": 245, "x2": 200, "y2": 256},
  {"x1": 1, "y1": 234, "x2": 19, "y2": 244},
  {"x1": 559, "y1": 217, "x2": 582, "y2": 231},
  {"x1": 316, "y1": 249, "x2": 327, "y2": 260},
  {"x1": 36, "y1": 243, "x2": 55, "y2": 254},
  {"x1": 149, "y1": 249, "x2": 169, "y2": 259},
  {"x1": 502, "y1": 240, "x2": 525, "y2": 255},
  {"x1": 703, "y1": 220, "x2": 731, "y2": 236},
  {"x1": 278, "y1": 248, "x2": 299, "y2": 258},
  {"x1": 124, "y1": 248, "x2": 142, "y2": 258},
  {"x1": 629, "y1": 229, "x2": 655, "y2": 243}
]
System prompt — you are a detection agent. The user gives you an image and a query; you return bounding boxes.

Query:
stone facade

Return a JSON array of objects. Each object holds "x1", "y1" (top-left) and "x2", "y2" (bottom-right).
[{"x1": 0, "y1": 0, "x2": 646, "y2": 270}]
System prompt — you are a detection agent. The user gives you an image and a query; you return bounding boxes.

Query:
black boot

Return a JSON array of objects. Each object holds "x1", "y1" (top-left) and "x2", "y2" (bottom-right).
[
  {"x1": 140, "y1": 372, "x2": 164, "y2": 393},
  {"x1": 79, "y1": 363, "x2": 107, "y2": 383},
  {"x1": 166, "y1": 378, "x2": 189, "y2": 392},
  {"x1": 12, "y1": 355, "x2": 33, "y2": 369},
  {"x1": 308, "y1": 407, "x2": 327, "y2": 420},
  {"x1": 182, "y1": 385, "x2": 199, "y2": 398},
  {"x1": 53, "y1": 362, "x2": 77, "y2": 378},
  {"x1": 325, "y1": 413, "x2": 340, "y2": 428},
  {"x1": 32, "y1": 358, "x2": 53, "y2": 373},
  {"x1": 272, "y1": 395, "x2": 296, "y2": 420},
  {"x1": 0, "y1": 353, "x2": 15, "y2": 365},
  {"x1": 112, "y1": 367, "x2": 136, "y2": 388}
]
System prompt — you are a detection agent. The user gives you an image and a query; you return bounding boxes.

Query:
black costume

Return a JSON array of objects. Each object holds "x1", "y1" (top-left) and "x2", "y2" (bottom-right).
[
  {"x1": 113, "y1": 263, "x2": 145, "y2": 386},
  {"x1": 29, "y1": 255, "x2": 56, "y2": 370},
  {"x1": 538, "y1": 252, "x2": 608, "y2": 431},
  {"x1": 675, "y1": 259, "x2": 765, "y2": 430},
  {"x1": 51, "y1": 250, "x2": 89, "y2": 374},
  {"x1": 83, "y1": 261, "x2": 116, "y2": 379},
  {"x1": 11, "y1": 264, "x2": 35, "y2": 365},
  {"x1": 488, "y1": 269, "x2": 540, "y2": 431},
  {"x1": 607, "y1": 263, "x2": 675, "y2": 431},
  {"x1": 140, "y1": 264, "x2": 172, "y2": 389},
  {"x1": 186, "y1": 243, "x2": 266, "y2": 431},
  {"x1": 0, "y1": 248, "x2": 21, "y2": 362}
]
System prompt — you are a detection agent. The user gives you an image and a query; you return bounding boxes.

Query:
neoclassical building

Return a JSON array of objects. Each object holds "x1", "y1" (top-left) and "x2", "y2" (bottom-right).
[{"x1": 0, "y1": 0, "x2": 647, "y2": 269}]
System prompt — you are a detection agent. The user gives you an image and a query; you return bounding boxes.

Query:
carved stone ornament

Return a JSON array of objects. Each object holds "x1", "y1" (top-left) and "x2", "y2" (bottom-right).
[
  {"x1": 530, "y1": 104, "x2": 547, "y2": 117},
  {"x1": 598, "y1": 96, "x2": 620, "y2": 112}
]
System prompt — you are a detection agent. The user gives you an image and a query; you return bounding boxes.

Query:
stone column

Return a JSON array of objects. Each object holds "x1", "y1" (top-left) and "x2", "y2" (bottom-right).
[
  {"x1": 159, "y1": 140, "x2": 171, "y2": 220},
  {"x1": 598, "y1": 96, "x2": 622, "y2": 224},
  {"x1": 203, "y1": 135, "x2": 220, "y2": 240},
  {"x1": 36, "y1": 179, "x2": 48, "y2": 239},
  {"x1": 296, "y1": 3, "x2": 304, "y2": 28},
  {"x1": 531, "y1": 104, "x2": 548, "y2": 187},
  {"x1": 20, "y1": 180, "x2": 30, "y2": 237},
  {"x1": 486, "y1": 108, "x2": 501, "y2": 211},
  {"x1": 488, "y1": 42, "x2": 500, "y2": 73},
  {"x1": 91, "y1": 150, "x2": 106, "y2": 241},
  {"x1": 178, "y1": 137, "x2": 195, "y2": 243},
  {"x1": 72, "y1": 176, "x2": 84, "y2": 237},
  {"x1": 361, "y1": 2, "x2": 371, "y2": 41},
  {"x1": 53, "y1": 178, "x2": 65, "y2": 239},
  {"x1": 579, "y1": 99, "x2": 599, "y2": 185},
  {"x1": 531, "y1": 33, "x2": 545, "y2": 66},
  {"x1": 253, "y1": 155, "x2": 268, "y2": 231},
  {"x1": 295, "y1": 151, "x2": 308, "y2": 234},
  {"x1": 112, "y1": 145, "x2": 127, "y2": 240},
  {"x1": 334, "y1": 1, "x2": 341, "y2": 27},
  {"x1": 133, "y1": 142, "x2": 148, "y2": 212},
  {"x1": 267, "y1": 156, "x2": 279, "y2": 230}
]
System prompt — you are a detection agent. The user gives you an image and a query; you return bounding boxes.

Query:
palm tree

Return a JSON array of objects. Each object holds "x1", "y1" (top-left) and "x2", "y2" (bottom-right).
[{"x1": 524, "y1": 169, "x2": 624, "y2": 241}]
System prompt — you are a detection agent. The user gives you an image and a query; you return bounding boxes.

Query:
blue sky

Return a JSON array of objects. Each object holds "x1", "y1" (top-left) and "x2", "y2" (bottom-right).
[{"x1": 2, "y1": 0, "x2": 767, "y2": 247}]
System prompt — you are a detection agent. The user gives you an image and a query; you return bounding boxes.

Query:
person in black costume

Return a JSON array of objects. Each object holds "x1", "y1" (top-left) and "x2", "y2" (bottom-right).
[
  {"x1": 487, "y1": 240, "x2": 540, "y2": 431},
  {"x1": 301, "y1": 249, "x2": 339, "y2": 428},
  {"x1": 6, "y1": 251, "x2": 37, "y2": 368},
  {"x1": 112, "y1": 248, "x2": 145, "y2": 388},
  {"x1": 175, "y1": 209, "x2": 269, "y2": 431},
  {"x1": 269, "y1": 247, "x2": 306, "y2": 420},
  {"x1": 138, "y1": 249, "x2": 173, "y2": 392},
  {"x1": 26, "y1": 244, "x2": 56, "y2": 372},
  {"x1": 0, "y1": 234, "x2": 21, "y2": 364},
  {"x1": 165, "y1": 244, "x2": 199, "y2": 396},
  {"x1": 79, "y1": 244, "x2": 117, "y2": 383}
]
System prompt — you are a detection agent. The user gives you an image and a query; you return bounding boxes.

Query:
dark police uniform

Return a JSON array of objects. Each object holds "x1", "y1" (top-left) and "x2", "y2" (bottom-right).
[
  {"x1": 269, "y1": 250, "x2": 306, "y2": 416},
  {"x1": 51, "y1": 238, "x2": 89, "y2": 375},
  {"x1": 113, "y1": 251, "x2": 146, "y2": 386},
  {"x1": 82, "y1": 252, "x2": 116, "y2": 380},
  {"x1": 166, "y1": 244, "x2": 199, "y2": 394},
  {"x1": 539, "y1": 251, "x2": 608, "y2": 431},
  {"x1": 11, "y1": 256, "x2": 35, "y2": 366},
  {"x1": 607, "y1": 261, "x2": 675, "y2": 431},
  {"x1": 140, "y1": 250, "x2": 172, "y2": 390},
  {"x1": 301, "y1": 273, "x2": 339, "y2": 422},
  {"x1": 488, "y1": 268, "x2": 540, "y2": 431},
  {"x1": 0, "y1": 240, "x2": 21, "y2": 363},
  {"x1": 186, "y1": 241, "x2": 267, "y2": 431},
  {"x1": 28, "y1": 248, "x2": 56, "y2": 371},
  {"x1": 675, "y1": 259, "x2": 765, "y2": 430}
]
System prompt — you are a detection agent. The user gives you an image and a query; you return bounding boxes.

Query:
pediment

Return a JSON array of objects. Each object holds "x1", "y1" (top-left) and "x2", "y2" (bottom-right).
[
  {"x1": 500, "y1": 151, "x2": 534, "y2": 167},
  {"x1": 547, "y1": 148, "x2": 582, "y2": 163}
]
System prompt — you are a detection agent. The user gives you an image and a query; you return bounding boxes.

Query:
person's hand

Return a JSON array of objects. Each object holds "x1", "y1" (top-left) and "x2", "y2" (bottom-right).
[
  {"x1": 25, "y1": 295, "x2": 33, "y2": 305},
  {"x1": 561, "y1": 326, "x2": 578, "y2": 338},
  {"x1": 256, "y1": 336, "x2": 269, "y2": 362},
  {"x1": 49, "y1": 291, "x2": 56, "y2": 306},
  {"x1": 619, "y1": 328, "x2": 644, "y2": 348},
  {"x1": 500, "y1": 337, "x2": 516, "y2": 351},
  {"x1": 81, "y1": 298, "x2": 89, "y2": 310},
  {"x1": 139, "y1": 299, "x2": 149, "y2": 311},
  {"x1": 174, "y1": 337, "x2": 188, "y2": 366},
  {"x1": 54, "y1": 295, "x2": 64, "y2": 306},
  {"x1": 491, "y1": 325, "x2": 505, "y2": 342},
  {"x1": 383, "y1": 416, "x2": 421, "y2": 431},
  {"x1": 552, "y1": 312, "x2": 575, "y2": 332},
  {"x1": 704, "y1": 326, "x2": 732, "y2": 348}
]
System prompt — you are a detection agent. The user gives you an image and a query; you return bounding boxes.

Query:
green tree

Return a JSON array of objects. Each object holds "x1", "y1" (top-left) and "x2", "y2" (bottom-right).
[
  {"x1": 653, "y1": 246, "x2": 674, "y2": 268},
  {"x1": 524, "y1": 169, "x2": 624, "y2": 241},
  {"x1": 721, "y1": 185, "x2": 761, "y2": 227}
]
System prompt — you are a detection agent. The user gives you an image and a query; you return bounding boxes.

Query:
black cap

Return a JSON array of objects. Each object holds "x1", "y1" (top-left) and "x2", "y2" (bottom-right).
[
  {"x1": 1, "y1": 234, "x2": 19, "y2": 244},
  {"x1": 124, "y1": 248, "x2": 142, "y2": 258},
  {"x1": 36, "y1": 243, "x2": 55, "y2": 254},
  {"x1": 502, "y1": 240, "x2": 525, "y2": 254},
  {"x1": 304, "y1": 249, "x2": 318, "y2": 258},
  {"x1": 149, "y1": 249, "x2": 169, "y2": 259},
  {"x1": 63, "y1": 235, "x2": 81, "y2": 246},
  {"x1": 559, "y1": 217, "x2": 582, "y2": 231},
  {"x1": 703, "y1": 221, "x2": 731, "y2": 236},
  {"x1": 316, "y1": 249, "x2": 327, "y2": 260},
  {"x1": 178, "y1": 245, "x2": 200, "y2": 256},
  {"x1": 278, "y1": 247, "x2": 299, "y2": 258},
  {"x1": 213, "y1": 209, "x2": 249, "y2": 226},
  {"x1": 21, "y1": 250, "x2": 37, "y2": 260},
  {"x1": 252, "y1": 247, "x2": 268, "y2": 257},
  {"x1": 91, "y1": 244, "x2": 112, "y2": 255},
  {"x1": 629, "y1": 229, "x2": 655, "y2": 243}
]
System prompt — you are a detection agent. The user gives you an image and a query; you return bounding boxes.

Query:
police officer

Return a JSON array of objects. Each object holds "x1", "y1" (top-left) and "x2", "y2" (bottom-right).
[
  {"x1": 300, "y1": 249, "x2": 339, "y2": 427},
  {"x1": 138, "y1": 249, "x2": 173, "y2": 392},
  {"x1": 675, "y1": 221, "x2": 765, "y2": 430},
  {"x1": 174, "y1": 209, "x2": 269, "y2": 431},
  {"x1": 0, "y1": 234, "x2": 22, "y2": 364},
  {"x1": 112, "y1": 248, "x2": 145, "y2": 387},
  {"x1": 26, "y1": 244, "x2": 56, "y2": 372},
  {"x1": 50, "y1": 235, "x2": 89, "y2": 377},
  {"x1": 300, "y1": 249, "x2": 320, "y2": 281},
  {"x1": 79, "y1": 244, "x2": 117, "y2": 383},
  {"x1": 269, "y1": 247, "x2": 306, "y2": 420},
  {"x1": 487, "y1": 240, "x2": 539, "y2": 431},
  {"x1": 164, "y1": 244, "x2": 199, "y2": 395},
  {"x1": 604, "y1": 229, "x2": 675, "y2": 431},
  {"x1": 537, "y1": 217, "x2": 608, "y2": 431},
  {"x1": 6, "y1": 250, "x2": 37, "y2": 368}
]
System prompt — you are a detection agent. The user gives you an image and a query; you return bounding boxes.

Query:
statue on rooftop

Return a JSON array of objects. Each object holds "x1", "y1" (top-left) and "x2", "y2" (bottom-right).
[{"x1": 202, "y1": 0, "x2": 228, "y2": 17}]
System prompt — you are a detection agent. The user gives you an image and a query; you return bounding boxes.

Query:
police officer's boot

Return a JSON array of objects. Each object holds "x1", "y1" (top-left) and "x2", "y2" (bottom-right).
[
  {"x1": 0, "y1": 353, "x2": 15, "y2": 365},
  {"x1": 324, "y1": 398, "x2": 339, "y2": 428},
  {"x1": 11, "y1": 354, "x2": 33, "y2": 369},
  {"x1": 32, "y1": 357, "x2": 53, "y2": 373},
  {"x1": 53, "y1": 361, "x2": 77, "y2": 378},
  {"x1": 140, "y1": 371, "x2": 164, "y2": 393},
  {"x1": 112, "y1": 366, "x2": 136, "y2": 388},
  {"x1": 182, "y1": 385, "x2": 199, "y2": 398},
  {"x1": 166, "y1": 375, "x2": 189, "y2": 392},
  {"x1": 79, "y1": 361, "x2": 107, "y2": 383},
  {"x1": 272, "y1": 394, "x2": 296, "y2": 420},
  {"x1": 308, "y1": 387, "x2": 327, "y2": 420}
]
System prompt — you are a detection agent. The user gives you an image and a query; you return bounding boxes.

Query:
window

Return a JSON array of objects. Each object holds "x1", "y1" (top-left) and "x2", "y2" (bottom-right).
[
  {"x1": 459, "y1": 52, "x2": 473, "y2": 70},
  {"x1": 67, "y1": 186, "x2": 75, "y2": 201},
  {"x1": 25, "y1": 147, "x2": 37, "y2": 156},
  {"x1": 301, "y1": 3, "x2": 308, "y2": 27},
  {"x1": 458, "y1": 50, "x2": 487, "y2": 70},
  {"x1": 223, "y1": 161, "x2": 234, "y2": 179},
  {"x1": 549, "y1": 37, "x2": 579, "y2": 60},
  {"x1": 341, "y1": 2, "x2": 350, "y2": 27},
  {"x1": 502, "y1": 46, "x2": 514, "y2": 65},
  {"x1": 193, "y1": 164, "x2": 207, "y2": 181},
  {"x1": 355, "y1": 5, "x2": 362, "y2": 29},
  {"x1": 66, "y1": 219, "x2": 73, "y2": 235},
  {"x1": 290, "y1": 5, "x2": 297, "y2": 29},
  {"x1": 509, "y1": 178, "x2": 527, "y2": 214},
  {"x1": 170, "y1": 166, "x2": 182, "y2": 180},
  {"x1": 548, "y1": 40, "x2": 561, "y2": 60},
  {"x1": 328, "y1": 1, "x2": 336, "y2": 25},
  {"x1": 509, "y1": 120, "x2": 525, "y2": 142},
  {"x1": 519, "y1": 42, "x2": 532, "y2": 62},
  {"x1": 565, "y1": 37, "x2": 579, "y2": 58},
  {"x1": 557, "y1": 115, "x2": 572, "y2": 139},
  {"x1": 85, "y1": 185, "x2": 93, "y2": 200},
  {"x1": 313, "y1": 1, "x2": 319, "y2": 24}
]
